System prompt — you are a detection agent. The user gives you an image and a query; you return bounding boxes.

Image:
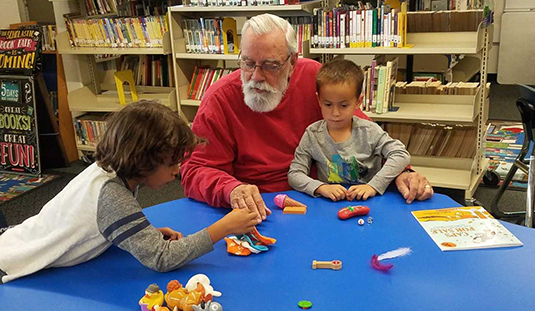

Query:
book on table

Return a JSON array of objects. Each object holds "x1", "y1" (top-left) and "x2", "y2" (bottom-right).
[{"x1": 412, "y1": 206, "x2": 523, "y2": 251}]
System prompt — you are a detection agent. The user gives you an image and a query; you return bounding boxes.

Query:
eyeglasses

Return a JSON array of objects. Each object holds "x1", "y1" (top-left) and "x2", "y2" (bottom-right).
[{"x1": 237, "y1": 54, "x2": 291, "y2": 74}]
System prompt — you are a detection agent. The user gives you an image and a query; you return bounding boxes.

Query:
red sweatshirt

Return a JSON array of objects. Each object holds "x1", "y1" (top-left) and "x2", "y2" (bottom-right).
[{"x1": 181, "y1": 58, "x2": 370, "y2": 207}]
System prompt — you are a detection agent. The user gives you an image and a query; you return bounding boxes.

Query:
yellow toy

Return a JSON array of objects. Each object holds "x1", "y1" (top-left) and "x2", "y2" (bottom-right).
[
  {"x1": 139, "y1": 283, "x2": 164, "y2": 311},
  {"x1": 114, "y1": 70, "x2": 139, "y2": 106}
]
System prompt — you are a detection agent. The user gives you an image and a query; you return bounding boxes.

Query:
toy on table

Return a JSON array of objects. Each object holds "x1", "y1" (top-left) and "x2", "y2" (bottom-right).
[
  {"x1": 164, "y1": 280, "x2": 205, "y2": 311},
  {"x1": 298, "y1": 300, "x2": 312, "y2": 309},
  {"x1": 274, "y1": 194, "x2": 307, "y2": 214},
  {"x1": 358, "y1": 219, "x2": 365, "y2": 226},
  {"x1": 225, "y1": 226, "x2": 276, "y2": 256},
  {"x1": 312, "y1": 260, "x2": 342, "y2": 270},
  {"x1": 139, "y1": 283, "x2": 164, "y2": 311},
  {"x1": 193, "y1": 301, "x2": 223, "y2": 311},
  {"x1": 337, "y1": 205, "x2": 370, "y2": 220},
  {"x1": 371, "y1": 247, "x2": 412, "y2": 272},
  {"x1": 185, "y1": 274, "x2": 222, "y2": 298}
]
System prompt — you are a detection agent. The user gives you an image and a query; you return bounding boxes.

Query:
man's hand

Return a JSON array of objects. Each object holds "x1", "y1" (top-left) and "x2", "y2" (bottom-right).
[
  {"x1": 157, "y1": 227, "x2": 183, "y2": 241},
  {"x1": 347, "y1": 184, "x2": 377, "y2": 201},
  {"x1": 315, "y1": 184, "x2": 348, "y2": 201},
  {"x1": 230, "y1": 184, "x2": 272, "y2": 221},
  {"x1": 395, "y1": 171, "x2": 434, "y2": 204}
]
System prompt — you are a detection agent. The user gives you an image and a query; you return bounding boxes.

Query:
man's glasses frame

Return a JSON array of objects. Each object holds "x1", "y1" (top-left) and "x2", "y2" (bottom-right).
[{"x1": 237, "y1": 53, "x2": 291, "y2": 74}]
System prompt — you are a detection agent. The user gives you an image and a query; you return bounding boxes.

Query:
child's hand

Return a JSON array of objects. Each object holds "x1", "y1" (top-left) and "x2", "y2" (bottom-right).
[
  {"x1": 315, "y1": 184, "x2": 348, "y2": 201},
  {"x1": 222, "y1": 208, "x2": 260, "y2": 235},
  {"x1": 157, "y1": 227, "x2": 183, "y2": 241},
  {"x1": 347, "y1": 184, "x2": 377, "y2": 201}
]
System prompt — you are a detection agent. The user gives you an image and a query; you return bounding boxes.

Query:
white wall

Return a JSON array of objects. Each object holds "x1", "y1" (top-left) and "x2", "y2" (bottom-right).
[{"x1": 0, "y1": 0, "x2": 24, "y2": 29}]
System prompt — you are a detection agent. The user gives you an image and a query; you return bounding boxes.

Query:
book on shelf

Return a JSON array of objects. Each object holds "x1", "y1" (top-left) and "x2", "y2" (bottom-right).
[
  {"x1": 187, "y1": 67, "x2": 234, "y2": 100},
  {"x1": 40, "y1": 24, "x2": 57, "y2": 52},
  {"x1": 396, "y1": 80, "x2": 488, "y2": 95},
  {"x1": 311, "y1": 2, "x2": 408, "y2": 49},
  {"x1": 120, "y1": 55, "x2": 174, "y2": 87},
  {"x1": 412, "y1": 206, "x2": 523, "y2": 251},
  {"x1": 74, "y1": 113, "x2": 109, "y2": 147},
  {"x1": 362, "y1": 57, "x2": 398, "y2": 113},
  {"x1": 184, "y1": 0, "x2": 302, "y2": 7},
  {"x1": 384, "y1": 123, "x2": 477, "y2": 158},
  {"x1": 63, "y1": 14, "x2": 168, "y2": 49}
]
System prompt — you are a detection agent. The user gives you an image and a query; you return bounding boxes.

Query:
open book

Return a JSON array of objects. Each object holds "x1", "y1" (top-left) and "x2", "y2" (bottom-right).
[{"x1": 412, "y1": 206, "x2": 523, "y2": 251}]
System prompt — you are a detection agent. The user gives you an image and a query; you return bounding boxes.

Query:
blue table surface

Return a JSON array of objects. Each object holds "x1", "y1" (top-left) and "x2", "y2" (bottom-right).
[{"x1": 2, "y1": 190, "x2": 535, "y2": 311}]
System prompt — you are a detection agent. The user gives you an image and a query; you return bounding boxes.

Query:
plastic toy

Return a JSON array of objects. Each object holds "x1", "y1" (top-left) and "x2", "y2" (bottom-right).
[
  {"x1": 139, "y1": 283, "x2": 164, "y2": 311},
  {"x1": 358, "y1": 219, "x2": 365, "y2": 226},
  {"x1": 298, "y1": 300, "x2": 312, "y2": 309},
  {"x1": 193, "y1": 301, "x2": 223, "y2": 311},
  {"x1": 283, "y1": 206, "x2": 307, "y2": 214},
  {"x1": 225, "y1": 227, "x2": 276, "y2": 256},
  {"x1": 338, "y1": 205, "x2": 370, "y2": 220},
  {"x1": 185, "y1": 274, "x2": 222, "y2": 298},
  {"x1": 312, "y1": 259, "x2": 342, "y2": 270},
  {"x1": 371, "y1": 247, "x2": 412, "y2": 272},
  {"x1": 274, "y1": 194, "x2": 307, "y2": 209},
  {"x1": 164, "y1": 280, "x2": 205, "y2": 311},
  {"x1": 367, "y1": 216, "x2": 373, "y2": 224}
]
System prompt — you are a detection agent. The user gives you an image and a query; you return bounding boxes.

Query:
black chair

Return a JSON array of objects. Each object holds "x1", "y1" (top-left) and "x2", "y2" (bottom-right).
[{"x1": 490, "y1": 85, "x2": 535, "y2": 226}]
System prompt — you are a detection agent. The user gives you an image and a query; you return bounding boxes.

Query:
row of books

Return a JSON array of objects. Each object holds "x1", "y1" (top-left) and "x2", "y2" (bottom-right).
[
  {"x1": 120, "y1": 55, "x2": 175, "y2": 87},
  {"x1": 311, "y1": 3, "x2": 408, "y2": 49},
  {"x1": 116, "y1": 0, "x2": 174, "y2": 17},
  {"x1": 74, "y1": 113, "x2": 109, "y2": 147},
  {"x1": 40, "y1": 24, "x2": 57, "y2": 52},
  {"x1": 83, "y1": 0, "x2": 119, "y2": 16},
  {"x1": 187, "y1": 67, "x2": 234, "y2": 100},
  {"x1": 362, "y1": 58, "x2": 399, "y2": 114},
  {"x1": 395, "y1": 81, "x2": 485, "y2": 95},
  {"x1": 64, "y1": 15, "x2": 168, "y2": 48},
  {"x1": 406, "y1": 10, "x2": 484, "y2": 32},
  {"x1": 287, "y1": 16, "x2": 312, "y2": 55},
  {"x1": 385, "y1": 123, "x2": 477, "y2": 158},
  {"x1": 414, "y1": 0, "x2": 487, "y2": 11},
  {"x1": 182, "y1": 18, "x2": 225, "y2": 54},
  {"x1": 186, "y1": 0, "x2": 302, "y2": 7}
]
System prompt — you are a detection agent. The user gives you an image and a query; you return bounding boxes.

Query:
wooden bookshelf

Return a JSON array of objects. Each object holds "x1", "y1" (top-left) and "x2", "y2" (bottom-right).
[
  {"x1": 169, "y1": 1, "x2": 324, "y2": 14},
  {"x1": 68, "y1": 86, "x2": 177, "y2": 112},
  {"x1": 56, "y1": 31, "x2": 172, "y2": 55},
  {"x1": 310, "y1": 23, "x2": 492, "y2": 55},
  {"x1": 77, "y1": 144, "x2": 97, "y2": 152},
  {"x1": 365, "y1": 88, "x2": 483, "y2": 124}
]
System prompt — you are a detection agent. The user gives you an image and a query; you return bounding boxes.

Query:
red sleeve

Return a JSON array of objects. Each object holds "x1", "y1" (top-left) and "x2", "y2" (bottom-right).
[
  {"x1": 354, "y1": 108, "x2": 371, "y2": 121},
  {"x1": 180, "y1": 95, "x2": 240, "y2": 208}
]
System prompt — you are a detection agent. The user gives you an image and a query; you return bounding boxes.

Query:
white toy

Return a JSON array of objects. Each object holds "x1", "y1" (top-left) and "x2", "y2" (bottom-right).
[{"x1": 185, "y1": 274, "x2": 222, "y2": 297}]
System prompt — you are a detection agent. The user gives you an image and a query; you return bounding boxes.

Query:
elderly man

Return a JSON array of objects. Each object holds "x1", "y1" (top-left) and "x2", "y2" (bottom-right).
[{"x1": 181, "y1": 13, "x2": 433, "y2": 220}]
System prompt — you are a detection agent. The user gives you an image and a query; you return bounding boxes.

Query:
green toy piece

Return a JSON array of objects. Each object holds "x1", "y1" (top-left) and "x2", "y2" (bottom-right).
[{"x1": 298, "y1": 300, "x2": 312, "y2": 309}]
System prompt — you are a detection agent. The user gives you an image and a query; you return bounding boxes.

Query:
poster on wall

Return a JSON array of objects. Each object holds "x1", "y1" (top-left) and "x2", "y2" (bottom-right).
[
  {"x1": 0, "y1": 76, "x2": 40, "y2": 175},
  {"x1": 0, "y1": 28, "x2": 41, "y2": 75}
]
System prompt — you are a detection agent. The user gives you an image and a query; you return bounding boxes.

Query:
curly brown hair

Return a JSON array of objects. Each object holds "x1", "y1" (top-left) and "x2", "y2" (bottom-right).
[
  {"x1": 95, "y1": 100, "x2": 201, "y2": 179},
  {"x1": 316, "y1": 59, "x2": 364, "y2": 98}
]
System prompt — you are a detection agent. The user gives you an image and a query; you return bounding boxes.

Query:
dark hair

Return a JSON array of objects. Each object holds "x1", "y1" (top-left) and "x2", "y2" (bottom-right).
[
  {"x1": 95, "y1": 100, "x2": 202, "y2": 179},
  {"x1": 316, "y1": 59, "x2": 364, "y2": 98}
]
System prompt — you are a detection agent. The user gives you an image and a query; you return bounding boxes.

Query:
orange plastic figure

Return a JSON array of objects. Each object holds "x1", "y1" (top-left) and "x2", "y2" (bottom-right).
[{"x1": 165, "y1": 281, "x2": 205, "y2": 311}]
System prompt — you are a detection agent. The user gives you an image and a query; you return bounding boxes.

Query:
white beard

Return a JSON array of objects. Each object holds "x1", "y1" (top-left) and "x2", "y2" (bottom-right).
[{"x1": 241, "y1": 71, "x2": 290, "y2": 113}]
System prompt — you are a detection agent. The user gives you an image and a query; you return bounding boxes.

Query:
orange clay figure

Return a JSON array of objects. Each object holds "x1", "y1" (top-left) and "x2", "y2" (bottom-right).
[
  {"x1": 274, "y1": 194, "x2": 307, "y2": 209},
  {"x1": 165, "y1": 280, "x2": 205, "y2": 311}
]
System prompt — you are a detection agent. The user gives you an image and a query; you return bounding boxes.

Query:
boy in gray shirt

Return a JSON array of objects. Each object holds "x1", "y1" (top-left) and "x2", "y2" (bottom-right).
[{"x1": 288, "y1": 59, "x2": 410, "y2": 202}]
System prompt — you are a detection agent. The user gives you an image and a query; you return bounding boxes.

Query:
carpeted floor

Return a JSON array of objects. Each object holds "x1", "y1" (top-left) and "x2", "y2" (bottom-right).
[{"x1": 0, "y1": 79, "x2": 529, "y2": 226}]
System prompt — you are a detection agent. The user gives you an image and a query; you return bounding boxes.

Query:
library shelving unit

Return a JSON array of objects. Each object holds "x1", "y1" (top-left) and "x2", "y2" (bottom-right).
[
  {"x1": 168, "y1": 0, "x2": 323, "y2": 122},
  {"x1": 310, "y1": 23, "x2": 493, "y2": 202},
  {"x1": 56, "y1": 24, "x2": 175, "y2": 154}
]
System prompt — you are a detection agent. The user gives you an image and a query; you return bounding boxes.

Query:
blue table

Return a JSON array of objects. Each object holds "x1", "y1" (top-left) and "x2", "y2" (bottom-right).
[{"x1": 2, "y1": 190, "x2": 534, "y2": 311}]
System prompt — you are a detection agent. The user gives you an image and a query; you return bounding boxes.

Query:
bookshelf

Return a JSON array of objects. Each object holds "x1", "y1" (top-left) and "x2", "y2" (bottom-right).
[
  {"x1": 51, "y1": 0, "x2": 177, "y2": 158},
  {"x1": 168, "y1": 3, "x2": 320, "y2": 122},
  {"x1": 314, "y1": 19, "x2": 493, "y2": 202}
]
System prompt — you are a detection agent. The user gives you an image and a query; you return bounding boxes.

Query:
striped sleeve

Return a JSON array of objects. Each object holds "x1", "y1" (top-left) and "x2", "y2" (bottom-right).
[{"x1": 96, "y1": 179, "x2": 214, "y2": 272}]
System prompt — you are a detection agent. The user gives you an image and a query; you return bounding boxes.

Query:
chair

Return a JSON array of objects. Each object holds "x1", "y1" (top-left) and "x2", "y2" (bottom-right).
[{"x1": 490, "y1": 85, "x2": 535, "y2": 227}]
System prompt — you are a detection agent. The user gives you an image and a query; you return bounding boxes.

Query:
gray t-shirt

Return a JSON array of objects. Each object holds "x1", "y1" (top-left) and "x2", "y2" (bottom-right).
[
  {"x1": 288, "y1": 116, "x2": 410, "y2": 196},
  {"x1": 97, "y1": 177, "x2": 214, "y2": 272}
]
